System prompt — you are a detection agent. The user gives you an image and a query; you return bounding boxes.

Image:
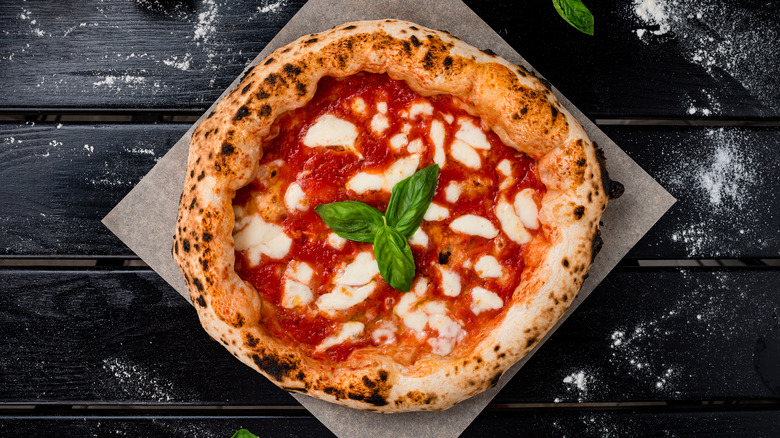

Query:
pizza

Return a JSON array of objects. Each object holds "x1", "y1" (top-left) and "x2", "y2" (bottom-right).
[{"x1": 173, "y1": 19, "x2": 614, "y2": 412}]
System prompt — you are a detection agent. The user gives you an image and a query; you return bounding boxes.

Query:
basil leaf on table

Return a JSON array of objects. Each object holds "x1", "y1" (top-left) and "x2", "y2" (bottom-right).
[
  {"x1": 384, "y1": 164, "x2": 440, "y2": 238},
  {"x1": 313, "y1": 201, "x2": 385, "y2": 243},
  {"x1": 374, "y1": 226, "x2": 415, "y2": 292},
  {"x1": 552, "y1": 0, "x2": 594, "y2": 35}
]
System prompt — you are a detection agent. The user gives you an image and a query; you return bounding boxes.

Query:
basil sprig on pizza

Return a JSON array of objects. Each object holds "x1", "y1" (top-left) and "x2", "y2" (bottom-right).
[
  {"x1": 173, "y1": 20, "x2": 612, "y2": 412},
  {"x1": 315, "y1": 164, "x2": 439, "y2": 292}
]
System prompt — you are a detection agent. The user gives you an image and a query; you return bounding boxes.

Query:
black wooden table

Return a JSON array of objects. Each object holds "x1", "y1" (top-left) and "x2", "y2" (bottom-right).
[{"x1": 1, "y1": 1, "x2": 779, "y2": 436}]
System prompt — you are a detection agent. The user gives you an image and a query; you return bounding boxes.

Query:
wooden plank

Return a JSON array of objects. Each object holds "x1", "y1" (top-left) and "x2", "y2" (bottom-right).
[
  {"x1": 2, "y1": 123, "x2": 778, "y2": 259},
  {"x1": 0, "y1": 123, "x2": 188, "y2": 256},
  {"x1": 1, "y1": 408, "x2": 780, "y2": 437},
  {"x1": 0, "y1": 0, "x2": 777, "y2": 118},
  {"x1": 1, "y1": 268, "x2": 778, "y2": 405}
]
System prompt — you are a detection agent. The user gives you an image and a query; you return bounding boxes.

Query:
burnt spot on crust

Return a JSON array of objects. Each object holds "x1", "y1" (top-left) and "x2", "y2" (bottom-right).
[
  {"x1": 494, "y1": 345, "x2": 501, "y2": 352},
  {"x1": 182, "y1": 239, "x2": 190, "y2": 252},
  {"x1": 241, "y1": 83, "x2": 252, "y2": 94},
  {"x1": 520, "y1": 106, "x2": 528, "y2": 115},
  {"x1": 592, "y1": 229, "x2": 603, "y2": 262},
  {"x1": 481, "y1": 48, "x2": 497, "y2": 56},
  {"x1": 593, "y1": 142, "x2": 624, "y2": 200},
  {"x1": 443, "y1": 56, "x2": 453, "y2": 68},
  {"x1": 526, "y1": 336, "x2": 538, "y2": 348},
  {"x1": 245, "y1": 333, "x2": 259, "y2": 348},
  {"x1": 233, "y1": 105, "x2": 250, "y2": 121},
  {"x1": 550, "y1": 104, "x2": 559, "y2": 119},
  {"x1": 189, "y1": 197, "x2": 197, "y2": 210},
  {"x1": 191, "y1": 277, "x2": 203, "y2": 291},
  {"x1": 405, "y1": 391, "x2": 436, "y2": 405},
  {"x1": 251, "y1": 352, "x2": 300, "y2": 382},
  {"x1": 362, "y1": 375, "x2": 376, "y2": 389},
  {"x1": 264, "y1": 73, "x2": 281, "y2": 87},
  {"x1": 221, "y1": 142, "x2": 235, "y2": 156},
  {"x1": 489, "y1": 373, "x2": 502, "y2": 388},
  {"x1": 283, "y1": 63, "x2": 302, "y2": 77},
  {"x1": 304, "y1": 37, "x2": 318, "y2": 44},
  {"x1": 201, "y1": 258, "x2": 209, "y2": 271},
  {"x1": 562, "y1": 258, "x2": 569, "y2": 267},
  {"x1": 512, "y1": 112, "x2": 521, "y2": 120},
  {"x1": 409, "y1": 25, "x2": 419, "y2": 30},
  {"x1": 206, "y1": 110, "x2": 216, "y2": 119},
  {"x1": 378, "y1": 370, "x2": 389, "y2": 381},
  {"x1": 258, "y1": 104, "x2": 272, "y2": 118},
  {"x1": 197, "y1": 170, "x2": 205, "y2": 181},
  {"x1": 410, "y1": 35, "x2": 422, "y2": 47},
  {"x1": 195, "y1": 295, "x2": 206, "y2": 307},
  {"x1": 343, "y1": 24, "x2": 357, "y2": 30},
  {"x1": 574, "y1": 206, "x2": 585, "y2": 219},
  {"x1": 296, "y1": 82, "x2": 307, "y2": 96},
  {"x1": 256, "y1": 89, "x2": 270, "y2": 99},
  {"x1": 202, "y1": 232, "x2": 213, "y2": 242}
]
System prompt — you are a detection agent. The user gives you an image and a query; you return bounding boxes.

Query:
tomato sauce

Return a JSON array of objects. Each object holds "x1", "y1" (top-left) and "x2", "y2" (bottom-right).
[{"x1": 233, "y1": 73, "x2": 547, "y2": 363}]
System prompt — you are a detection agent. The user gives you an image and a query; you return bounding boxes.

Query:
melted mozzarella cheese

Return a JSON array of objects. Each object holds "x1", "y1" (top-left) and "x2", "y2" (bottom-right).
[
  {"x1": 442, "y1": 113, "x2": 454, "y2": 124},
  {"x1": 335, "y1": 252, "x2": 379, "y2": 286},
  {"x1": 384, "y1": 154, "x2": 420, "y2": 189},
  {"x1": 317, "y1": 322, "x2": 364, "y2": 351},
  {"x1": 347, "y1": 155, "x2": 420, "y2": 194},
  {"x1": 376, "y1": 101, "x2": 388, "y2": 114},
  {"x1": 455, "y1": 118, "x2": 491, "y2": 150},
  {"x1": 450, "y1": 139, "x2": 481, "y2": 169},
  {"x1": 281, "y1": 280, "x2": 313, "y2": 308},
  {"x1": 346, "y1": 172, "x2": 385, "y2": 193},
  {"x1": 394, "y1": 279, "x2": 430, "y2": 337},
  {"x1": 450, "y1": 215, "x2": 498, "y2": 238},
  {"x1": 470, "y1": 287, "x2": 503, "y2": 315},
  {"x1": 233, "y1": 214, "x2": 292, "y2": 263},
  {"x1": 429, "y1": 120, "x2": 446, "y2": 166},
  {"x1": 408, "y1": 101, "x2": 434, "y2": 119},
  {"x1": 372, "y1": 327, "x2": 396, "y2": 345},
  {"x1": 285, "y1": 260, "x2": 314, "y2": 284},
  {"x1": 370, "y1": 113, "x2": 390, "y2": 134},
  {"x1": 389, "y1": 133, "x2": 408, "y2": 151},
  {"x1": 496, "y1": 159, "x2": 515, "y2": 190},
  {"x1": 351, "y1": 97, "x2": 367, "y2": 115},
  {"x1": 496, "y1": 196, "x2": 532, "y2": 244},
  {"x1": 444, "y1": 181, "x2": 462, "y2": 203},
  {"x1": 497, "y1": 159, "x2": 512, "y2": 176},
  {"x1": 327, "y1": 232, "x2": 347, "y2": 250},
  {"x1": 283, "y1": 182, "x2": 308, "y2": 212},
  {"x1": 423, "y1": 202, "x2": 450, "y2": 221},
  {"x1": 406, "y1": 138, "x2": 422, "y2": 153},
  {"x1": 514, "y1": 188, "x2": 539, "y2": 230},
  {"x1": 437, "y1": 265, "x2": 462, "y2": 297},
  {"x1": 475, "y1": 255, "x2": 502, "y2": 278},
  {"x1": 303, "y1": 114, "x2": 360, "y2": 156},
  {"x1": 427, "y1": 313, "x2": 465, "y2": 356},
  {"x1": 317, "y1": 283, "x2": 376, "y2": 315},
  {"x1": 408, "y1": 227, "x2": 429, "y2": 247}
]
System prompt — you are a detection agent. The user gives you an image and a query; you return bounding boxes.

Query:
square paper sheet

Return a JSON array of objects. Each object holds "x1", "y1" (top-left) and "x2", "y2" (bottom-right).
[{"x1": 103, "y1": 0, "x2": 676, "y2": 436}]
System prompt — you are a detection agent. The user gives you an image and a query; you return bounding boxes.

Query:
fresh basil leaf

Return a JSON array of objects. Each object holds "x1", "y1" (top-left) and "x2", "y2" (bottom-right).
[
  {"x1": 231, "y1": 430, "x2": 259, "y2": 438},
  {"x1": 552, "y1": 0, "x2": 594, "y2": 35},
  {"x1": 314, "y1": 201, "x2": 384, "y2": 243},
  {"x1": 374, "y1": 226, "x2": 415, "y2": 292},
  {"x1": 385, "y1": 164, "x2": 440, "y2": 238}
]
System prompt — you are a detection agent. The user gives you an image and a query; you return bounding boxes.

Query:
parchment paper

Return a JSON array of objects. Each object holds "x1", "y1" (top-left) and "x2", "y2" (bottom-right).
[{"x1": 103, "y1": 0, "x2": 676, "y2": 436}]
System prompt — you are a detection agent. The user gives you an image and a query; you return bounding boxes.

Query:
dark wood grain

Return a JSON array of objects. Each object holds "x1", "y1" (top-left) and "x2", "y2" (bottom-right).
[
  {"x1": 2, "y1": 408, "x2": 780, "y2": 437},
  {"x1": 2, "y1": 123, "x2": 777, "y2": 259},
  {"x1": 2, "y1": 268, "x2": 778, "y2": 405},
  {"x1": 0, "y1": 0, "x2": 777, "y2": 118}
]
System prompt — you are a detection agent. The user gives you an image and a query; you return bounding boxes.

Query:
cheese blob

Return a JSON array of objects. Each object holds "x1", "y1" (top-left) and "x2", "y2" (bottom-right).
[
  {"x1": 449, "y1": 215, "x2": 499, "y2": 238},
  {"x1": 303, "y1": 114, "x2": 360, "y2": 156},
  {"x1": 233, "y1": 214, "x2": 292, "y2": 263}
]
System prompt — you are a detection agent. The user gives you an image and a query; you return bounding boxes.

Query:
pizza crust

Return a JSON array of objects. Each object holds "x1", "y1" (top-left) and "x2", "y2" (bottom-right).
[{"x1": 173, "y1": 19, "x2": 610, "y2": 412}]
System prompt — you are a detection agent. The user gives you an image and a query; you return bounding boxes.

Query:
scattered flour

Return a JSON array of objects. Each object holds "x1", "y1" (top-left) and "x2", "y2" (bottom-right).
[
  {"x1": 658, "y1": 128, "x2": 767, "y2": 257},
  {"x1": 630, "y1": 0, "x2": 780, "y2": 114},
  {"x1": 258, "y1": 0, "x2": 287, "y2": 14},
  {"x1": 194, "y1": 0, "x2": 218, "y2": 45},
  {"x1": 102, "y1": 357, "x2": 176, "y2": 402},
  {"x1": 163, "y1": 54, "x2": 193, "y2": 71}
]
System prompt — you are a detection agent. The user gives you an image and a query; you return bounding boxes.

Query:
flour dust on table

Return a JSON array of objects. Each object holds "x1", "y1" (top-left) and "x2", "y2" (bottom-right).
[
  {"x1": 630, "y1": 0, "x2": 780, "y2": 115},
  {"x1": 656, "y1": 128, "x2": 773, "y2": 257}
]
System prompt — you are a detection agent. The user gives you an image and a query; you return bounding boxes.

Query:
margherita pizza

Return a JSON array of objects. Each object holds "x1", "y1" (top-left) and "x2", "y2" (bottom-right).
[{"x1": 173, "y1": 19, "x2": 614, "y2": 412}]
